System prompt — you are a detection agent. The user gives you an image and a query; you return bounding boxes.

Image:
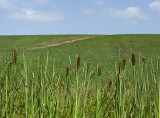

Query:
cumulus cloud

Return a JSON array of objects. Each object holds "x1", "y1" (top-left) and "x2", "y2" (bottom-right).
[
  {"x1": 149, "y1": 0, "x2": 160, "y2": 13},
  {"x1": 0, "y1": 0, "x2": 17, "y2": 9},
  {"x1": 0, "y1": 0, "x2": 62, "y2": 22},
  {"x1": 8, "y1": 8, "x2": 63, "y2": 22},
  {"x1": 109, "y1": 7, "x2": 148, "y2": 20},
  {"x1": 102, "y1": 7, "x2": 149, "y2": 24}
]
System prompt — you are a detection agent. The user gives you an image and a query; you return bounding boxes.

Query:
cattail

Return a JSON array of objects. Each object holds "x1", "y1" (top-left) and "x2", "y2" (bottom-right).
[
  {"x1": 132, "y1": 53, "x2": 135, "y2": 65},
  {"x1": 14, "y1": 49, "x2": 17, "y2": 63},
  {"x1": 107, "y1": 80, "x2": 112, "y2": 88},
  {"x1": 142, "y1": 56, "x2": 146, "y2": 62},
  {"x1": 117, "y1": 72, "x2": 119, "y2": 79},
  {"x1": 98, "y1": 67, "x2": 101, "y2": 76},
  {"x1": 122, "y1": 58, "x2": 126, "y2": 70},
  {"x1": 32, "y1": 72, "x2": 34, "y2": 79},
  {"x1": 66, "y1": 66, "x2": 69, "y2": 76},
  {"x1": 87, "y1": 62, "x2": 90, "y2": 72},
  {"x1": 77, "y1": 56, "x2": 80, "y2": 70},
  {"x1": 119, "y1": 61, "x2": 121, "y2": 74}
]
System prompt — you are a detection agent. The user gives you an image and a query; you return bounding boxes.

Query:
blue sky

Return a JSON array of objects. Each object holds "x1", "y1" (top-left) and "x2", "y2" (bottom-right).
[{"x1": 0, "y1": 0, "x2": 160, "y2": 35}]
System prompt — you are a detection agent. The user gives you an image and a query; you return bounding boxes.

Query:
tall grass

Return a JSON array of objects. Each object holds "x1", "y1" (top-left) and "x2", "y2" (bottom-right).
[{"x1": 0, "y1": 51, "x2": 160, "y2": 117}]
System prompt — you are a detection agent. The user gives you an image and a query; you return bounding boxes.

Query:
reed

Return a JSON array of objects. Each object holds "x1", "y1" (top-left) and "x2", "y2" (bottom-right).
[
  {"x1": 98, "y1": 67, "x2": 101, "y2": 76},
  {"x1": 13, "y1": 49, "x2": 17, "y2": 63},
  {"x1": 132, "y1": 53, "x2": 135, "y2": 65},
  {"x1": 0, "y1": 52, "x2": 159, "y2": 117},
  {"x1": 107, "y1": 80, "x2": 112, "y2": 88},
  {"x1": 119, "y1": 61, "x2": 121, "y2": 74},
  {"x1": 77, "y1": 56, "x2": 80, "y2": 70},
  {"x1": 32, "y1": 72, "x2": 34, "y2": 79},
  {"x1": 117, "y1": 72, "x2": 119, "y2": 79},
  {"x1": 122, "y1": 58, "x2": 126, "y2": 70},
  {"x1": 87, "y1": 62, "x2": 90, "y2": 72},
  {"x1": 142, "y1": 56, "x2": 146, "y2": 62},
  {"x1": 66, "y1": 66, "x2": 69, "y2": 76}
]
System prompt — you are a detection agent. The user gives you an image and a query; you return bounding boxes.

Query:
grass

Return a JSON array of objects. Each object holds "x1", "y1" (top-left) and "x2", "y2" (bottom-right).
[
  {"x1": 16, "y1": 34, "x2": 160, "y2": 72},
  {"x1": 0, "y1": 34, "x2": 160, "y2": 117},
  {"x1": 0, "y1": 35, "x2": 94, "y2": 52}
]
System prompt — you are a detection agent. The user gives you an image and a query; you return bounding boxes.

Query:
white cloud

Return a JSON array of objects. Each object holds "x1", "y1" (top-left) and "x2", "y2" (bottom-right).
[
  {"x1": 34, "y1": 0, "x2": 48, "y2": 5},
  {"x1": 111, "y1": 7, "x2": 148, "y2": 19},
  {"x1": 105, "y1": 7, "x2": 149, "y2": 23},
  {"x1": 149, "y1": 0, "x2": 160, "y2": 13},
  {"x1": 82, "y1": 8, "x2": 94, "y2": 15},
  {"x1": 95, "y1": 0, "x2": 103, "y2": 5},
  {"x1": 8, "y1": 8, "x2": 63, "y2": 22},
  {"x1": 0, "y1": 0, "x2": 17, "y2": 9}
]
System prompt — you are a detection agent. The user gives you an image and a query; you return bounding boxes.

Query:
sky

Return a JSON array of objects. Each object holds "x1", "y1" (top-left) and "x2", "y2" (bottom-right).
[{"x1": 0, "y1": 0, "x2": 160, "y2": 35}]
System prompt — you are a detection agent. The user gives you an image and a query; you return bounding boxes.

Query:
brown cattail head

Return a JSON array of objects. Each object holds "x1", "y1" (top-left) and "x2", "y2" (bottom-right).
[
  {"x1": 87, "y1": 62, "x2": 90, "y2": 72},
  {"x1": 122, "y1": 58, "x2": 126, "y2": 70},
  {"x1": 14, "y1": 49, "x2": 17, "y2": 63},
  {"x1": 66, "y1": 66, "x2": 69, "y2": 76},
  {"x1": 132, "y1": 53, "x2": 135, "y2": 65},
  {"x1": 117, "y1": 72, "x2": 119, "y2": 79},
  {"x1": 107, "y1": 80, "x2": 112, "y2": 88},
  {"x1": 119, "y1": 61, "x2": 121, "y2": 74},
  {"x1": 142, "y1": 56, "x2": 146, "y2": 62},
  {"x1": 32, "y1": 72, "x2": 34, "y2": 80},
  {"x1": 77, "y1": 56, "x2": 80, "y2": 70},
  {"x1": 98, "y1": 67, "x2": 101, "y2": 76}
]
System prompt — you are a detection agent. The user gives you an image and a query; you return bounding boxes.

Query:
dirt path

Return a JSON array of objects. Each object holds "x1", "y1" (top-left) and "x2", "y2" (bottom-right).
[{"x1": 20, "y1": 36, "x2": 96, "y2": 52}]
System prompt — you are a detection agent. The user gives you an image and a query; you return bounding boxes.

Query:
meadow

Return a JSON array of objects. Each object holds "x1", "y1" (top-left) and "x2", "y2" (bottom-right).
[{"x1": 0, "y1": 34, "x2": 160, "y2": 117}]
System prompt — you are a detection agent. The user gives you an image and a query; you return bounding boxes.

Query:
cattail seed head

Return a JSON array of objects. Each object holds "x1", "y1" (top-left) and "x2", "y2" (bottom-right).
[
  {"x1": 117, "y1": 72, "x2": 119, "y2": 79},
  {"x1": 107, "y1": 80, "x2": 112, "y2": 88},
  {"x1": 32, "y1": 72, "x2": 34, "y2": 80},
  {"x1": 119, "y1": 61, "x2": 121, "y2": 74},
  {"x1": 87, "y1": 62, "x2": 90, "y2": 72},
  {"x1": 66, "y1": 66, "x2": 69, "y2": 76},
  {"x1": 132, "y1": 53, "x2": 135, "y2": 65},
  {"x1": 77, "y1": 56, "x2": 80, "y2": 70},
  {"x1": 122, "y1": 58, "x2": 126, "y2": 70},
  {"x1": 142, "y1": 56, "x2": 146, "y2": 62},
  {"x1": 98, "y1": 67, "x2": 101, "y2": 76},
  {"x1": 14, "y1": 49, "x2": 17, "y2": 63}
]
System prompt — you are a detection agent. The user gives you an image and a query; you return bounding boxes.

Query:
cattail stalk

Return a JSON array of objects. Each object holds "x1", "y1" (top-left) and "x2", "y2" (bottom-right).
[
  {"x1": 132, "y1": 53, "x2": 135, "y2": 65},
  {"x1": 31, "y1": 72, "x2": 34, "y2": 117},
  {"x1": 77, "y1": 56, "x2": 80, "y2": 70}
]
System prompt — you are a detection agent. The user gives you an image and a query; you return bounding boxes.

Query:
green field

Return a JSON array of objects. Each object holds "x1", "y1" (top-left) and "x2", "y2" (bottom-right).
[
  {"x1": 0, "y1": 35, "x2": 94, "y2": 52},
  {"x1": 0, "y1": 34, "x2": 160, "y2": 117}
]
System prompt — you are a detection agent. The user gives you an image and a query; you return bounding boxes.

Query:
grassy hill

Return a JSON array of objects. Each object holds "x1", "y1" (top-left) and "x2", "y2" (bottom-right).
[
  {"x1": 0, "y1": 35, "x2": 93, "y2": 51},
  {"x1": 0, "y1": 34, "x2": 160, "y2": 117}
]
